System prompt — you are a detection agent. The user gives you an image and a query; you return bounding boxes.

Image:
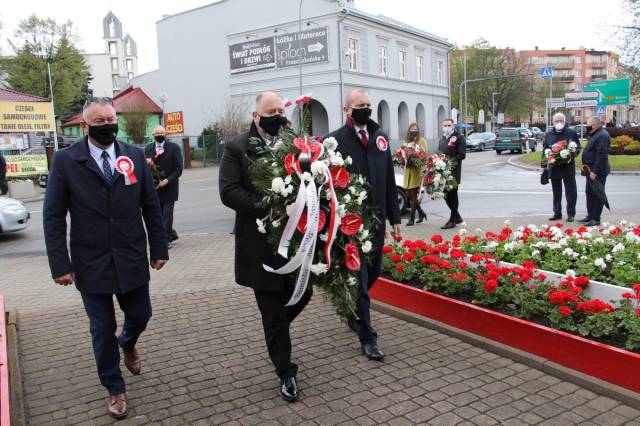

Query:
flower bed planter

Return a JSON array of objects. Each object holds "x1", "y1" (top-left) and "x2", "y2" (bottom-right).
[
  {"x1": 7, "y1": 180, "x2": 34, "y2": 199},
  {"x1": 370, "y1": 277, "x2": 640, "y2": 395}
]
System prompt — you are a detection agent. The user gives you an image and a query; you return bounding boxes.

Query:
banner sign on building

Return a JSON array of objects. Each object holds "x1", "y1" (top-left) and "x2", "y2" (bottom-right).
[
  {"x1": 274, "y1": 27, "x2": 329, "y2": 68},
  {"x1": 229, "y1": 37, "x2": 276, "y2": 74},
  {"x1": 163, "y1": 111, "x2": 184, "y2": 135},
  {"x1": 229, "y1": 27, "x2": 329, "y2": 74},
  {"x1": 4, "y1": 154, "x2": 48, "y2": 177},
  {"x1": 0, "y1": 101, "x2": 54, "y2": 132}
]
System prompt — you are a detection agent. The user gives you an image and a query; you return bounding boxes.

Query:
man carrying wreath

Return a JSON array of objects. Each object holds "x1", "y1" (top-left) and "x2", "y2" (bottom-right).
[
  {"x1": 43, "y1": 98, "x2": 168, "y2": 419},
  {"x1": 327, "y1": 88, "x2": 402, "y2": 361}
]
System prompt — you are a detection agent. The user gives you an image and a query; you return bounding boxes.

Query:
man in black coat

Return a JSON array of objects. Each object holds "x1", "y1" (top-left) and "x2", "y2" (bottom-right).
[
  {"x1": 541, "y1": 113, "x2": 581, "y2": 222},
  {"x1": 144, "y1": 125, "x2": 183, "y2": 247},
  {"x1": 43, "y1": 99, "x2": 168, "y2": 420},
  {"x1": 0, "y1": 152, "x2": 7, "y2": 195},
  {"x1": 438, "y1": 119, "x2": 466, "y2": 229},
  {"x1": 219, "y1": 91, "x2": 312, "y2": 402},
  {"x1": 580, "y1": 116, "x2": 611, "y2": 226},
  {"x1": 327, "y1": 88, "x2": 402, "y2": 361}
]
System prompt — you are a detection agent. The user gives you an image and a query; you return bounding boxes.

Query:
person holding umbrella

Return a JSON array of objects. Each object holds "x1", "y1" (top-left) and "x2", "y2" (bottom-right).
[{"x1": 580, "y1": 116, "x2": 611, "y2": 226}]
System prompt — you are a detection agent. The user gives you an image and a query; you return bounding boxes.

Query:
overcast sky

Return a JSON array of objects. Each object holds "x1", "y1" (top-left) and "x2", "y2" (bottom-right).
[{"x1": 0, "y1": 0, "x2": 628, "y2": 74}]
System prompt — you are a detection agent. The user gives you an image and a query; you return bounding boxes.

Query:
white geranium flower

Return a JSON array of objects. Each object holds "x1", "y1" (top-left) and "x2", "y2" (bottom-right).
[
  {"x1": 531, "y1": 249, "x2": 540, "y2": 257},
  {"x1": 475, "y1": 228, "x2": 483, "y2": 235},
  {"x1": 458, "y1": 228, "x2": 468, "y2": 236},
  {"x1": 323, "y1": 137, "x2": 338, "y2": 150},
  {"x1": 565, "y1": 269, "x2": 577, "y2": 277},
  {"x1": 271, "y1": 177, "x2": 285, "y2": 194},
  {"x1": 582, "y1": 232, "x2": 593, "y2": 239},
  {"x1": 594, "y1": 257, "x2": 607, "y2": 269},
  {"x1": 563, "y1": 248, "x2": 575, "y2": 256},
  {"x1": 577, "y1": 239, "x2": 587, "y2": 245},
  {"x1": 504, "y1": 242, "x2": 518, "y2": 251},
  {"x1": 618, "y1": 261, "x2": 627, "y2": 266},
  {"x1": 256, "y1": 218, "x2": 266, "y2": 234},
  {"x1": 310, "y1": 263, "x2": 328, "y2": 275},
  {"x1": 580, "y1": 255, "x2": 587, "y2": 260},
  {"x1": 606, "y1": 254, "x2": 613, "y2": 262},
  {"x1": 362, "y1": 241, "x2": 372, "y2": 253},
  {"x1": 504, "y1": 219, "x2": 511, "y2": 225},
  {"x1": 612, "y1": 243, "x2": 625, "y2": 253},
  {"x1": 484, "y1": 241, "x2": 499, "y2": 252},
  {"x1": 548, "y1": 243, "x2": 561, "y2": 250},
  {"x1": 593, "y1": 237, "x2": 604, "y2": 244}
]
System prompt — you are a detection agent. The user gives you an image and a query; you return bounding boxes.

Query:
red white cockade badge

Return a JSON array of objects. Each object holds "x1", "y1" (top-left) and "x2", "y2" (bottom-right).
[
  {"x1": 376, "y1": 136, "x2": 388, "y2": 152},
  {"x1": 448, "y1": 136, "x2": 458, "y2": 146},
  {"x1": 115, "y1": 156, "x2": 138, "y2": 185}
]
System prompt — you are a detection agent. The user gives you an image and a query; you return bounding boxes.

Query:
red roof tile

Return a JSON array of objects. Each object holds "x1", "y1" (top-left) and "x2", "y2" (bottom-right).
[{"x1": 0, "y1": 87, "x2": 50, "y2": 102}]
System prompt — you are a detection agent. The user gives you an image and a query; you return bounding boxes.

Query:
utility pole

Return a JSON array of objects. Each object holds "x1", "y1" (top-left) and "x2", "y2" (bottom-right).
[
  {"x1": 492, "y1": 92, "x2": 500, "y2": 131},
  {"x1": 463, "y1": 52, "x2": 468, "y2": 129},
  {"x1": 47, "y1": 62, "x2": 59, "y2": 151}
]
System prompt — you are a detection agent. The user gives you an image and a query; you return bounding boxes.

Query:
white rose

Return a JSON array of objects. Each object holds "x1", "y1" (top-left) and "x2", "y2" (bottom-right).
[
  {"x1": 323, "y1": 137, "x2": 338, "y2": 150},
  {"x1": 544, "y1": 148, "x2": 551, "y2": 155},
  {"x1": 362, "y1": 241, "x2": 372, "y2": 253},
  {"x1": 310, "y1": 263, "x2": 328, "y2": 275}
]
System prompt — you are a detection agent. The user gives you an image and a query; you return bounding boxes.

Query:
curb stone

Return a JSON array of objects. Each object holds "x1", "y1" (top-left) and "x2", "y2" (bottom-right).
[
  {"x1": 508, "y1": 156, "x2": 640, "y2": 176},
  {"x1": 7, "y1": 309, "x2": 26, "y2": 426}
]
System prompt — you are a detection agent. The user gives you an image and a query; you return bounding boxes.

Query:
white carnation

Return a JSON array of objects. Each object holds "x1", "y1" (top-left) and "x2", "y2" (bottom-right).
[
  {"x1": 323, "y1": 137, "x2": 338, "y2": 150},
  {"x1": 330, "y1": 156, "x2": 344, "y2": 167},
  {"x1": 343, "y1": 194, "x2": 351, "y2": 203},
  {"x1": 310, "y1": 161, "x2": 328, "y2": 177},
  {"x1": 362, "y1": 241, "x2": 372, "y2": 253},
  {"x1": 271, "y1": 177, "x2": 285, "y2": 194},
  {"x1": 256, "y1": 218, "x2": 266, "y2": 234},
  {"x1": 310, "y1": 263, "x2": 328, "y2": 275},
  {"x1": 284, "y1": 175, "x2": 292, "y2": 185},
  {"x1": 345, "y1": 156, "x2": 353, "y2": 165}
]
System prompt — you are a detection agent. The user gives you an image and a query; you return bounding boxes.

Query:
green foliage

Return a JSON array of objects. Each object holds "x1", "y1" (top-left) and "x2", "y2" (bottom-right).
[
  {"x1": 121, "y1": 100, "x2": 150, "y2": 145},
  {"x1": 5, "y1": 15, "x2": 91, "y2": 119},
  {"x1": 623, "y1": 141, "x2": 640, "y2": 155}
]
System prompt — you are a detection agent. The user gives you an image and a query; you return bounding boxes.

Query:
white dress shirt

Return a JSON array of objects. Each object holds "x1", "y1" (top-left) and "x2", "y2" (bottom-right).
[
  {"x1": 353, "y1": 124, "x2": 369, "y2": 141},
  {"x1": 88, "y1": 140, "x2": 115, "y2": 176}
]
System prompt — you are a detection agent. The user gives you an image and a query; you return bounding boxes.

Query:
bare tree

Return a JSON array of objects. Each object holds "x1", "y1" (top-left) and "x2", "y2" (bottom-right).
[
  {"x1": 121, "y1": 100, "x2": 151, "y2": 145},
  {"x1": 621, "y1": 0, "x2": 640, "y2": 67},
  {"x1": 209, "y1": 96, "x2": 251, "y2": 136}
]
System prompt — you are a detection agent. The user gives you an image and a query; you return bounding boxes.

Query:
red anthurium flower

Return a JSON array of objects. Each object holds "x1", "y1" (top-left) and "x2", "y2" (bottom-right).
[
  {"x1": 284, "y1": 153, "x2": 298, "y2": 175},
  {"x1": 345, "y1": 241, "x2": 361, "y2": 271},
  {"x1": 294, "y1": 138, "x2": 322, "y2": 158},
  {"x1": 340, "y1": 213, "x2": 363, "y2": 236},
  {"x1": 296, "y1": 210, "x2": 326, "y2": 233},
  {"x1": 330, "y1": 167, "x2": 350, "y2": 189}
]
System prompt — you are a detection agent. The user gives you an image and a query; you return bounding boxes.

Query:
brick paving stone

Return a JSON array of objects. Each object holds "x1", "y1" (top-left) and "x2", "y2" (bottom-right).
[{"x1": 3, "y1": 232, "x2": 639, "y2": 425}]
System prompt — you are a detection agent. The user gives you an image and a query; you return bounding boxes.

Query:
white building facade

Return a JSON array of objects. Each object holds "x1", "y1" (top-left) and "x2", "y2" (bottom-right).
[
  {"x1": 85, "y1": 12, "x2": 139, "y2": 97},
  {"x1": 132, "y1": 0, "x2": 452, "y2": 147}
]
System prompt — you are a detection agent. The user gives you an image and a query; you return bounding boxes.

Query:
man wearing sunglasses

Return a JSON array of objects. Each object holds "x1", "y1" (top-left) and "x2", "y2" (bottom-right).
[{"x1": 43, "y1": 98, "x2": 168, "y2": 419}]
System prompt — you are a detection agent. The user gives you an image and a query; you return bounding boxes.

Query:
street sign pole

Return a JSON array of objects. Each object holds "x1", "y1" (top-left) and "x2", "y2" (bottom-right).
[
  {"x1": 47, "y1": 62, "x2": 58, "y2": 152},
  {"x1": 549, "y1": 75, "x2": 553, "y2": 129}
]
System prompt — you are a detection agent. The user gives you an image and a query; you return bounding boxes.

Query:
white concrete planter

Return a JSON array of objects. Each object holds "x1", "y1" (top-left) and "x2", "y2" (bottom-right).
[{"x1": 8, "y1": 180, "x2": 35, "y2": 199}]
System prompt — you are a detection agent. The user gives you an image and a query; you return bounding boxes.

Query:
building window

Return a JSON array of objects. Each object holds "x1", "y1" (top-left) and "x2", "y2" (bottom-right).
[
  {"x1": 575, "y1": 109, "x2": 582, "y2": 117},
  {"x1": 126, "y1": 59, "x2": 133, "y2": 71},
  {"x1": 575, "y1": 56, "x2": 582, "y2": 64},
  {"x1": 437, "y1": 60, "x2": 444, "y2": 85},
  {"x1": 111, "y1": 58, "x2": 118, "y2": 71},
  {"x1": 348, "y1": 38, "x2": 359, "y2": 72},
  {"x1": 399, "y1": 50, "x2": 407, "y2": 80},
  {"x1": 416, "y1": 55, "x2": 424, "y2": 82},
  {"x1": 575, "y1": 69, "x2": 581, "y2": 77},
  {"x1": 378, "y1": 46, "x2": 388, "y2": 76},
  {"x1": 109, "y1": 42, "x2": 117, "y2": 56},
  {"x1": 128, "y1": 72, "x2": 134, "y2": 80},
  {"x1": 112, "y1": 75, "x2": 119, "y2": 89}
]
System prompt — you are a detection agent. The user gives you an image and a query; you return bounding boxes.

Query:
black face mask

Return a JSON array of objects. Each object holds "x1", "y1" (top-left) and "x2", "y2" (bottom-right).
[
  {"x1": 350, "y1": 108, "x2": 372, "y2": 126},
  {"x1": 88, "y1": 123, "x2": 118, "y2": 147},
  {"x1": 409, "y1": 131, "x2": 420, "y2": 141},
  {"x1": 154, "y1": 135, "x2": 165, "y2": 143},
  {"x1": 586, "y1": 125, "x2": 593, "y2": 134},
  {"x1": 259, "y1": 114, "x2": 287, "y2": 137}
]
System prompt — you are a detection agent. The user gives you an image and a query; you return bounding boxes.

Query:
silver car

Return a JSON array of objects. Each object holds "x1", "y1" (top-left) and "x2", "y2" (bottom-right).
[
  {"x1": 466, "y1": 132, "x2": 497, "y2": 151},
  {"x1": 0, "y1": 196, "x2": 30, "y2": 233}
]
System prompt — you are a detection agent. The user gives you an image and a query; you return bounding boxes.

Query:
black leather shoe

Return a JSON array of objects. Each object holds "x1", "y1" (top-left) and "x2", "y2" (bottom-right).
[
  {"x1": 577, "y1": 217, "x2": 592, "y2": 223},
  {"x1": 454, "y1": 217, "x2": 464, "y2": 225},
  {"x1": 280, "y1": 376, "x2": 299, "y2": 402},
  {"x1": 361, "y1": 342, "x2": 385, "y2": 361},
  {"x1": 441, "y1": 221, "x2": 456, "y2": 230},
  {"x1": 416, "y1": 212, "x2": 427, "y2": 223},
  {"x1": 548, "y1": 214, "x2": 562, "y2": 221},
  {"x1": 567, "y1": 216, "x2": 575, "y2": 222},
  {"x1": 584, "y1": 220, "x2": 601, "y2": 227},
  {"x1": 406, "y1": 218, "x2": 415, "y2": 226}
]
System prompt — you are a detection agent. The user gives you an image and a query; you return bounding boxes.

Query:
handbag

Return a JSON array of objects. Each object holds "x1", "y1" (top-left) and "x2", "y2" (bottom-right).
[{"x1": 540, "y1": 168, "x2": 549, "y2": 185}]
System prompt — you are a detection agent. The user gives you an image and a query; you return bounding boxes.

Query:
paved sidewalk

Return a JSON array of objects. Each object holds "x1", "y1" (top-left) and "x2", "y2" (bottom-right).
[{"x1": 5, "y1": 213, "x2": 640, "y2": 425}]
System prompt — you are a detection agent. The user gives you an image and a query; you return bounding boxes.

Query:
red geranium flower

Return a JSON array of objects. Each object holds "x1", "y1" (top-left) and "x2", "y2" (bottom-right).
[
  {"x1": 633, "y1": 284, "x2": 640, "y2": 294},
  {"x1": 345, "y1": 241, "x2": 361, "y2": 271},
  {"x1": 340, "y1": 214, "x2": 363, "y2": 236},
  {"x1": 429, "y1": 264, "x2": 440, "y2": 271},
  {"x1": 284, "y1": 153, "x2": 298, "y2": 175},
  {"x1": 558, "y1": 306, "x2": 572, "y2": 316},
  {"x1": 396, "y1": 264, "x2": 404, "y2": 272},
  {"x1": 401, "y1": 253, "x2": 415, "y2": 262},
  {"x1": 449, "y1": 248, "x2": 466, "y2": 259},
  {"x1": 296, "y1": 210, "x2": 326, "y2": 233},
  {"x1": 383, "y1": 245, "x2": 393, "y2": 254},
  {"x1": 431, "y1": 234, "x2": 443, "y2": 244},
  {"x1": 484, "y1": 280, "x2": 498, "y2": 293},
  {"x1": 330, "y1": 167, "x2": 350, "y2": 189},
  {"x1": 457, "y1": 261, "x2": 468, "y2": 269},
  {"x1": 391, "y1": 254, "x2": 401, "y2": 263}
]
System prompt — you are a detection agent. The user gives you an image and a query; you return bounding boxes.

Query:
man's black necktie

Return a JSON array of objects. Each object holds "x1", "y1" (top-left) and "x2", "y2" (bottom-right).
[{"x1": 101, "y1": 151, "x2": 113, "y2": 182}]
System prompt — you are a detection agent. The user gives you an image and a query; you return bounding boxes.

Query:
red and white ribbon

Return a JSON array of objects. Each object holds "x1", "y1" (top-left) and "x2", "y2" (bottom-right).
[{"x1": 115, "y1": 156, "x2": 138, "y2": 185}]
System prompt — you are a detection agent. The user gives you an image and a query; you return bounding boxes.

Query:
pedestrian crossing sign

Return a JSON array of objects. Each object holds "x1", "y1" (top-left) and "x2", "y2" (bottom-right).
[{"x1": 540, "y1": 66, "x2": 554, "y2": 79}]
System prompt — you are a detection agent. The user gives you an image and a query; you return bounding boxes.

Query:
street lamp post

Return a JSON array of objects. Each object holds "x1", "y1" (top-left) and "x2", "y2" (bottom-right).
[{"x1": 492, "y1": 92, "x2": 500, "y2": 131}]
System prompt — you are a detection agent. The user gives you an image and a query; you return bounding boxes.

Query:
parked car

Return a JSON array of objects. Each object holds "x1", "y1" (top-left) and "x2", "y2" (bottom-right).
[
  {"x1": 0, "y1": 196, "x2": 30, "y2": 233},
  {"x1": 495, "y1": 128, "x2": 536, "y2": 154},
  {"x1": 530, "y1": 127, "x2": 544, "y2": 141},
  {"x1": 395, "y1": 173, "x2": 425, "y2": 213},
  {"x1": 466, "y1": 132, "x2": 496, "y2": 151}
]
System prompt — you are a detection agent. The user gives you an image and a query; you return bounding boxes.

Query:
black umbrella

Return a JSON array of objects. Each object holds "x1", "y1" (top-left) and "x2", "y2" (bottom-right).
[{"x1": 582, "y1": 165, "x2": 611, "y2": 211}]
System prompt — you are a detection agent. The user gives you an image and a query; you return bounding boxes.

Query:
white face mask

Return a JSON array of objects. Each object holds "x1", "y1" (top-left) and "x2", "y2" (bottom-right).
[
  {"x1": 554, "y1": 122, "x2": 565, "y2": 132},
  {"x1": 443, "y1": 126, "x2": 453, "y2": 135}
]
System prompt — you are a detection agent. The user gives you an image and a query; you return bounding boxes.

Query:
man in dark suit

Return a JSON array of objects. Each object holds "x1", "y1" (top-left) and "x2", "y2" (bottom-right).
[
  {"x1": 219, "y1": 91, "x2": 312, "y2": 402},
  {"x1": 580, "y1": 116, "x2": 611, "y2": 226},
  {"x1": 541, "y1": 113, "x2": 581, "y2": 222},
  {"x1": 327, "y1": 88, "x2": 402, "y2": 361},
  {"x1": 43, "y1": 99, "x2": 168, "y2": 419},
  {"x1": 438, "y1": 118, "x2": 466, "y2": 229},
  {"x1": 145, "y1": 125, "x2": 183, "y2": 248}
]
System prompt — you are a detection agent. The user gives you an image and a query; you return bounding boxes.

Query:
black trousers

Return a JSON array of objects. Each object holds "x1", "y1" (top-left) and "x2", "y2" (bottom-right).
[
  {"x1": 444, "y1": 188, "x2": 461, "y2": 221},
  {"x1": 585, "y1": 175, "x2": 607, "y2": 222},
  {"x1": 551, "y1": 174, "x2": 577, "y2": 216},
  {"x1": 0, "y1": 178, "x2": 7, "y2": 195},
  {"x1": 354, "y1": 228, "x2": 385, "y2": 344},
  {"x1": 80, "y1": 285, "x2": 152, "y2": 395},
  {"x1": 160, "y1": 201, "x2": 175, "y2": 240},
  {"x1": 253, "y1": 281, "x2": 312, "y2": 380}
]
